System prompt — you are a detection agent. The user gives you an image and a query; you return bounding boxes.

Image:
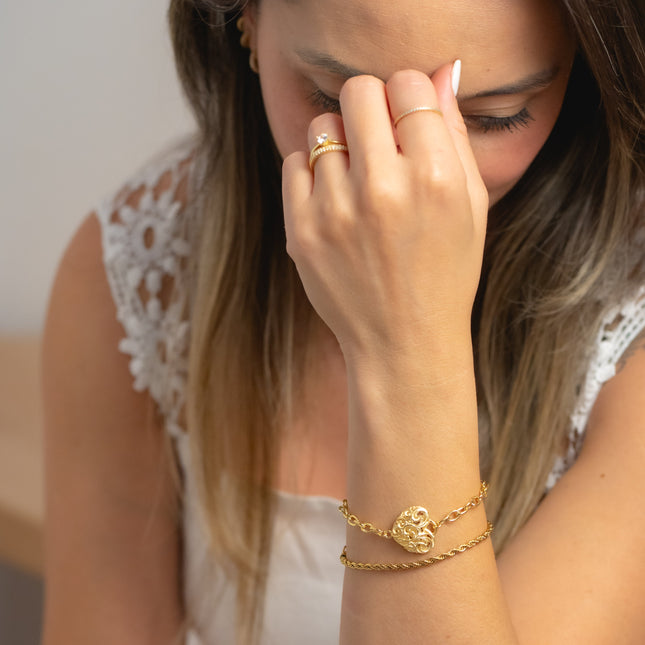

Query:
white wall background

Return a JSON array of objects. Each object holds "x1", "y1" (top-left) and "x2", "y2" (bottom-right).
[{"x1": 0, "y1": 1, "x2": 194, "y2": 333}]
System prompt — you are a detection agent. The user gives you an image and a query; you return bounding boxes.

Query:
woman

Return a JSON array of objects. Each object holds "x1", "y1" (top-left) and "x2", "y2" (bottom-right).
[{"x1": 41, "y1": 0, "x2": 645, "y2": 643}]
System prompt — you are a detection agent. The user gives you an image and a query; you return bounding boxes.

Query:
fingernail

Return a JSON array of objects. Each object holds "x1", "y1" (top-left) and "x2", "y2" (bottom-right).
[{"x1": 451, "y1": 59, "x2": 461, "y2": 97}]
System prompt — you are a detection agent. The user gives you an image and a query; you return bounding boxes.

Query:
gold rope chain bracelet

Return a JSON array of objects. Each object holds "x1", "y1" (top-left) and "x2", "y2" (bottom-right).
[
  {"x1": 340, "y1": 522, "x2": 494, "y2": 571},
  {"x1": 339, "y1": 481, "x2": 488, "y2": 554}
]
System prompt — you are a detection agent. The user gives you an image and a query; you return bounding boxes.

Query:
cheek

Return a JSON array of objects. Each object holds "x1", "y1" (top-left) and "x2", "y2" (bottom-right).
[
  {"x1": 261, "y1": 83, "x2": 308, "y2": 159},
  {"x1": 473, "y1": 121, "x2": 555, "y2": 205},
  {"x1": 256, "y1": 39, "x2": 313, "y2": 159}
]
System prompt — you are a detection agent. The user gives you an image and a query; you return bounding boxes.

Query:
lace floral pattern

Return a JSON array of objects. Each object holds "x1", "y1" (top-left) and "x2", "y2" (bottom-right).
[{"x1": 96, "y1": 138, "x2": 198, "y2": 439}]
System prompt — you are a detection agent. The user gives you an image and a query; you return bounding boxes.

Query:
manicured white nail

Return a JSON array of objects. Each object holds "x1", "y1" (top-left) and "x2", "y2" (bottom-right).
[{"x1": 451, "y1": 59, "x2": 462, "y2": 97}]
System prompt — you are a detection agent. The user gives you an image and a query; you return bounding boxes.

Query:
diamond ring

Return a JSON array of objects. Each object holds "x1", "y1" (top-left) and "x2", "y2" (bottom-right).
[{"x1": 309, "y1": 133, "x2": 349, "y2": 171}]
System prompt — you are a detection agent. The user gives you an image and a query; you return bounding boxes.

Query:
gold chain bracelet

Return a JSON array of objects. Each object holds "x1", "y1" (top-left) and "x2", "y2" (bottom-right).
[
  {"x1": 340, "y1": 521, "x2": 493, "y2": 571},
  {"x1": 339, "y1": 481, "x2": 488, "y2": 554}
]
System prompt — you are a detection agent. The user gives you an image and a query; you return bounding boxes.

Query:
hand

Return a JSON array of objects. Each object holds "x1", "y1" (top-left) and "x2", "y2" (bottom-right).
[{"x1": 282, "y1": 63, "x2": 488, "y2": 366}]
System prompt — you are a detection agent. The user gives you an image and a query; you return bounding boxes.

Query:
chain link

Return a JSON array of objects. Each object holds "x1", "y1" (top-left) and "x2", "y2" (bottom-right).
[
  {"x1": 341, "y1": 508, "x2": 394, "y2": 538},
  {"x1": 437, "y1": 481, "x2": 488, "y2": 528},
  {"x1": 339, "y1": 481, "x2": 488, "y2": 540},
  {"x1": 340, "y1": 522, "x2": 494, "y2": 571}
]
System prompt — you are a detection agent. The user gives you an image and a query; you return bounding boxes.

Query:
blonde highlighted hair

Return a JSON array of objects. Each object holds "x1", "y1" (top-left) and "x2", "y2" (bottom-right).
[{"x1": 167, "y1": 0, "x2": 644, "y2": 641}]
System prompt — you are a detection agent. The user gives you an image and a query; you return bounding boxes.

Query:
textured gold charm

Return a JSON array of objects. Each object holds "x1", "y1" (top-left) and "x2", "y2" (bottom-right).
[
  {"x1": 339, "y1": 482, "x2": 489, "y2": 555},
  {"x1": 391, "y1": 506, "x2": 438, "y2": 554}
]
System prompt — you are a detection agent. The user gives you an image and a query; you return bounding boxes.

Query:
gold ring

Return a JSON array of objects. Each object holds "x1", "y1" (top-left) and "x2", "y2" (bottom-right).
[
  {"x1": 393, "y1": 106, "x2": 444, "y2": 128},
  {"x1": 309, "y1": 133, "x2": 349, "y2": 170}
]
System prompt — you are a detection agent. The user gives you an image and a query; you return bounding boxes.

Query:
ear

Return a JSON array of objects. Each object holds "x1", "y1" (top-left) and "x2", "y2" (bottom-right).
[{"x1": 241, "y1": 4, "x2": 259, "y2": 51}]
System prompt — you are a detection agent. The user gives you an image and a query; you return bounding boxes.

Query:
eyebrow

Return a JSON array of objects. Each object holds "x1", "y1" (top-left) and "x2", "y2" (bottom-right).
[
  {"x1": 459, "y1": 66, "x2": 560, "y2": 100},
  {"x1": 296, "y1": 49, "x2": 560, "y2": 100},
  {"x1": 297, "y1": 49, "x2": 367, "y2": 79}
]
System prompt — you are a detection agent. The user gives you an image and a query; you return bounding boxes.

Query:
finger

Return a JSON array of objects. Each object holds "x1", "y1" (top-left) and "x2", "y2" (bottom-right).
[
  {"x1": 387, "y1": 69, "x2": 457, "y2": 166},
  {"x1": 432, "y1": 61, "x2": 489, "y2": 219},
  {"x1": 307, "y1": 113, "x2": 349, "y2": 180},
  {"x1": 338, "y1": 75, "x2": 397, "y2": 175}
]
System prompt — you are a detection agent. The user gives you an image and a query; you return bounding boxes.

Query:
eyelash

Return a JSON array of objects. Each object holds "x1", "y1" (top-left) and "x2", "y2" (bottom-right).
[
  {"x1": 467, "y1": 108, "x2": 535, "y2": 133},
  {"x1": 308, "y1": 89, "x2": 535, "y2": 134},
  {"x1": 309, "y1": 89, "x2": 343, "y2": 114}
]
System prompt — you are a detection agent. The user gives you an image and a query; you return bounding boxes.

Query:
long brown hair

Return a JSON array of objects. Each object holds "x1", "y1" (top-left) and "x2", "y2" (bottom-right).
[{"x1": 167, "y1": 0, "x2": 644, "y2": 640}]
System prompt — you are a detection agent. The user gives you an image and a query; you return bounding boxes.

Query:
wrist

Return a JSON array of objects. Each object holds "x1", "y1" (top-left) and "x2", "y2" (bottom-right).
[
  {"x1": 343, "y1": 333, "x2": 476, "y2": 418},
  {"x1": 342, "y1": 326, "x2": 475, "y2": 385},
  {"x1": 344, "y1": 346, "x2": 479, "y2": 458}
]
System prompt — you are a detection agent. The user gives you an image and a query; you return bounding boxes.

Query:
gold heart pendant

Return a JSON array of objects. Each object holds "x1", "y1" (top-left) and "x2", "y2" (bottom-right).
[{"x1": 391, "y1": 506, "x2": 438, "y2": 554}]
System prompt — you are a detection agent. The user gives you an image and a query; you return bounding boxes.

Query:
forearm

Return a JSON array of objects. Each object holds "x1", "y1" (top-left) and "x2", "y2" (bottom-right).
[
  {"x1": 280, "y1": 61, "x2": 512, "y2": 642},
  {"x1": 339, "y1": 343, "x2": 518, "y2": 644}
]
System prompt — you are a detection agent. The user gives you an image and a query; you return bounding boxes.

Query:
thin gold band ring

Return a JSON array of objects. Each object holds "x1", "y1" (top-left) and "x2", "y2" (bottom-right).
[
  {"x1": 309, "y1": 133, "x2": 349, "y2": 170},
  {"x1": 393, "y1": 106, "x2": 444, "y2": 128}
]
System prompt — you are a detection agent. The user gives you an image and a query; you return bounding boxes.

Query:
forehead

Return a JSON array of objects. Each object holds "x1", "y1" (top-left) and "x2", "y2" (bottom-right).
[{"x1": 266, "y1": 0, "x2": 570, "y2": 82}]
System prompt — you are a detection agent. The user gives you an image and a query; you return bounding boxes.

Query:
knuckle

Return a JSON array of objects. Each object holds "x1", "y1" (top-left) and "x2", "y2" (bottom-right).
[
  {"x1": 285, "y1": 237, "x2": 298, "y2": 262},
  {"x1": 473, "y1": 179, "x2": 489, "y2": 212},
  {"x1": 317, "y1": 194, "x2": 342, "y2": 222},
  {"x1": 414, "y1": 162, "x2": 469, "y2": 204},
  {"x1": 416, "y1": 163, "x2": 453, "y2": 190},
  {"x1": 320, "y1": 197, "x2": 353, "y2": 238},
  {"x1": 286, "y1": 225, "x2": 315, "y2": 264},
  {"x1": 357, "y1": 173, "x2": 400, "y2": 214}
]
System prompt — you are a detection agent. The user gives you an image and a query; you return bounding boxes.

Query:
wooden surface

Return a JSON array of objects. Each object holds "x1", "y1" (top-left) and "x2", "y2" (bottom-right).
[{"x1": 0, "y1": 337, "x2": 44, "y2": 575}]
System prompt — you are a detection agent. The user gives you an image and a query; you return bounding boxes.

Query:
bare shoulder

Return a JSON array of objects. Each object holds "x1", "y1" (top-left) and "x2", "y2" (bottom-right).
[
  {"x1": 42, "y1": 212, "x2": 155, "y2": 431},
  {"x1": 615, "y1": 323, "x2": 645, "y2": 375},
  {"x1": 45, "y1": 213, "x2": 114, "y2": 334},
  {"x1": 497, "y1": 326, "x2": 645, "y2": 644},
  {"x1": 41, "y1": 213, "x2": 185, "y2": 644},
  {"x1": 585, "y1": 321, "x2": 645, "y2": 447}
]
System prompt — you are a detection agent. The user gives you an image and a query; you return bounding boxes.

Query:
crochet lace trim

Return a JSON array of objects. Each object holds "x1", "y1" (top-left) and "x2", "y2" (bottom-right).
[
  {"x1": 546, "y1": 285, "x2": 645, "y2": 490},
  {"x1": 96, "y1": 138, "x2": 198, "y2": 439}
]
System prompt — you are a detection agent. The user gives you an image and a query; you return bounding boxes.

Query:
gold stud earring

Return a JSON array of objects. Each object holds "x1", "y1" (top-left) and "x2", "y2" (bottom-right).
[
  {"x1": 237, "y1": 17, "x2": 250, "y2": 47},
  {"x1": 236, "y1": 16, "x2": 259, "y2": 73}
]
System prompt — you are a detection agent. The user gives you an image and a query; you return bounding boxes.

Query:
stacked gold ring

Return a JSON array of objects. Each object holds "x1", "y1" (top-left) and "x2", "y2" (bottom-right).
[
  {"x1": 309, "y1": 133, "x2": 349, "y2": 170},
  {"x1": 393, "y1": 106, "x2": 444, "y2": 128}
]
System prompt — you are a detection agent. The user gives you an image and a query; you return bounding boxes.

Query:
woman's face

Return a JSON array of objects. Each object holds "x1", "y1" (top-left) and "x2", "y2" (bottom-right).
[{"x1": 248, "y1": 0, "x2": 575, "y2": 206}]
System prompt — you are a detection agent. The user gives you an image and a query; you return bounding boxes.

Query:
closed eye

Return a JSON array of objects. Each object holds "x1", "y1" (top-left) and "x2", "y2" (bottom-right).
[
  {"x1": 308, "y1": 89, "x2": 535, "y2": 135},
  {"x1": 308, "y1": 88, "x2": 342, "y2": 115},
  {"x1": 464, "y1": 108, "x2": 535, "y2": 134}
]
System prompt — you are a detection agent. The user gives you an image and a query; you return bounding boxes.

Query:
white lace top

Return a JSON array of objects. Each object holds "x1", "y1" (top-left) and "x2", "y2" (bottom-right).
[{"x1": 95, "y1": 140, "x2": 645, "y2": 645}]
